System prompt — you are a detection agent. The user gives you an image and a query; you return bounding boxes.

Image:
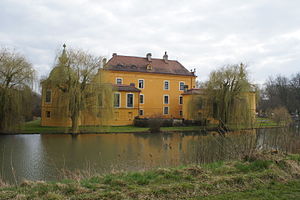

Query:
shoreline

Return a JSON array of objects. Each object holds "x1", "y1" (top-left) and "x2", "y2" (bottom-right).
[
  {"x1": 1, "y1": 151, "x2": 299, "y2": 199},
  {"x1": 1, "y1": 125, "x2": 282, "y2": 135}
]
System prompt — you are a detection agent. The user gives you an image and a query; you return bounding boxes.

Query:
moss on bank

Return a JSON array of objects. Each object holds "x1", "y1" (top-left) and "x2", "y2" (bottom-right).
[{"x1": 1, "y1": 152, "x2": 300, "y2": 200}]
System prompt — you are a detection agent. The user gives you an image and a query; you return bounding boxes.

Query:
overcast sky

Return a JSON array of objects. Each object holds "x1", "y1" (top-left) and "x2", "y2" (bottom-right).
[{"x1": 1, "y1": 0, "x2": 300, "y2": 85}]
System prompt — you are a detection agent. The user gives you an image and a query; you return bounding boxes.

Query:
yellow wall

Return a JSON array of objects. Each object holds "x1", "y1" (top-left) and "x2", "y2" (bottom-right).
[
  {"x1": 41, "y1": 85, "x2": 139, "y2": 127},
  {"x1": 182, "y1": 91, "x2": 256, "y2": 124},
  {"x1": 102, "y1": 69, "x2": 196, "y2": 119}
]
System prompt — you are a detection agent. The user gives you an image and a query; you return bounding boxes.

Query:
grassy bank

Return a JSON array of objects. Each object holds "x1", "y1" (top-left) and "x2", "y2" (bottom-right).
[
  {"x1": 20, "y1": 118, "x2": 279, "y2": 134},
  {"x1": 21, "y1": 119, "x2": 212, "y2": 134},
  {"x1": 1, "y1": 152, "x2": 300, "y2": 199}
]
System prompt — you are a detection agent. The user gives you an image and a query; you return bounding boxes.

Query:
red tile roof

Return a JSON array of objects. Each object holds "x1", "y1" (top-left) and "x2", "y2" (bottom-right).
[
  {"x1": 113, "y1": 84, "x2": 141, "y2": 92},
  {"x1": 182, "y1": 88, "x2": 205, "y2": 95},
  {"x1": 104, "y1": 55, "x2": 195, "y2": 77}
]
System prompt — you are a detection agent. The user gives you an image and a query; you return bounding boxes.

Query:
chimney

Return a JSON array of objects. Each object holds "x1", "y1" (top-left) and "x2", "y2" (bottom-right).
[
  {"x1": 112, "y1": 53, "x2": 117, "y2": 57},
  {"x1": 146, "y1": 53, "x2": 152, "y2": 61},
  {"x1": 163, "y1": 51, "x2": 168, "y2": 63}
]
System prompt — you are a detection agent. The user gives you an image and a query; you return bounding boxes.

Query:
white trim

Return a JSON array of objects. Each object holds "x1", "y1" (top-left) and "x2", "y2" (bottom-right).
[
  {"x1": 179, "y1": 95, "x2": 183, "y2": 105},
  {"x1": 138, "y1": 79, "x2": 145, "y2": 89},
  {"x1": 140, "y1": 94, "x2": 144, "y2": 104},
  {"x1": 179, "y1": 81, "x2": 185, "y2": 91},
  {"x1": 163, "y1": 106, "x2": 169, "y2": 115},
  {"x1": 163, "y1": 94, "x2": 169, "y2": 104},
  {"x1": 139, "y1": 109, "x2": 144, "y2": 116},
  {"x1": 114, "y1": 92, "x2": 121, "y2": 108},
  {"x1": 126, "y1": 93, "x2": 134, "y2": 108},
  {"x1": 163, "y1": 80, "x2": 170, "y2": 90},
  {"x1": 116, "y1": 77, "x2": 123, "y2": 84}
]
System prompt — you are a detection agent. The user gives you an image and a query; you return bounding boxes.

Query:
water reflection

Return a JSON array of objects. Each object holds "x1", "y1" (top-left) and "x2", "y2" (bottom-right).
[{"x1": 0, "y1": 127, "x2": 299, "y2": 183}]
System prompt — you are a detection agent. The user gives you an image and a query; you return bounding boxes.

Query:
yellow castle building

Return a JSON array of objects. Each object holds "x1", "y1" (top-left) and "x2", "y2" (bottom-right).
[
  {"x1": 41, "y1": 50, "x2": 197, "y2": 126},
  {"x1": 41, "y1": 48, "x2": 256, "y2": 127}
]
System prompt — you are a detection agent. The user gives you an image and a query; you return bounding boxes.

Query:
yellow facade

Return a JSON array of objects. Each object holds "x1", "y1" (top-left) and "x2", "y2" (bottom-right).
[
  {"x1": 102, "y1": 69, "x2": 196, "y2": 119},
  {"x1": 40, "y1": 51, "x2": 198, "y2": 127},
  {"x1": 182, "y1": 89, "x2": 256, "y2": 124},
  {"x1": 41, "y1": 85, "x2": 140, "y2": 126}
]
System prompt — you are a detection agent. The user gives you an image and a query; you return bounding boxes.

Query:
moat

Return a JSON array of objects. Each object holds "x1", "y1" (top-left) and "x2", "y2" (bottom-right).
[{"x1": 0, "y1": 126, "x2": 299, "y2": 183}]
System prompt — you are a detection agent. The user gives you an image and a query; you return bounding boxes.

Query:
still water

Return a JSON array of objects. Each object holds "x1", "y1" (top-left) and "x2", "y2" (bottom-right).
[{"x1": 0, "y1": 127, "x2": 299, "y2": 183}]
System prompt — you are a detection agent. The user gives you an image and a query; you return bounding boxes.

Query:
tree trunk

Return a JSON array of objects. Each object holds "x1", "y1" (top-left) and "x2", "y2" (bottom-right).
[{"x1": 71, "y1": 111, "x2": 80, "y2": 134}]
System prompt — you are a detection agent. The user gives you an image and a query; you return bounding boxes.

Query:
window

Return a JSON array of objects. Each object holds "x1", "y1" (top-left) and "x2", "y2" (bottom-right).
[
  {"x1": 46, "y1": 111, "x2": 51, "y2": 118},
  {"x1": 45, "y1": 90, "x2": 51, "y2": 103},
  {"x1": 163, "y1": 107, "x2": 169, "y2": 115},
  {"x1": 127, "y1": 93, "x2": 134, "y2": 108},
  {"x1": 164, "y1": 80, "x2": 169, "y2": 90},
  {"x1": 98, "y1": 94, "x2": 103, "y2": 107},
  {"x1": 179, "y1": 111, "x2": 183, "y2": 116},
  {"x1": 179, "y1": 96, "x2": 183, "y2": 104},
  {"x1": 140, "y1": 94, "x2": 144, "y2": 104},
  {"x1": 179, "y1": 82, "x2": 185, "y2": 91},
  {"x1": 139, "y1": 109, "x2": 144, "y2": 116},
  {"x1": 114, "y1": 93, "x2": 120, "y2": 108},
  {"x1": 164, "y1": 95, "x2": 169, "y2": 104},
  {"x1": 138, "y1": 79, "x2": 144, "y2": 89},
  {"x1": 116, "y1": 78, "x2": 123, "y2": 84}
]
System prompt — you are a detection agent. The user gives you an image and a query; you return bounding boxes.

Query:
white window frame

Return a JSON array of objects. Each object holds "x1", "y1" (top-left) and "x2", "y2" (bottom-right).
[
  {"x1": 116, "y1": 77, "x2": 123, "y2": 84},
  {"x1": 114, "y1": 92, "x2": 121, "y2": 108},
  {"x1": 164, "y1": 80, "x2": 170, "y2": 90},
  {"x1": 45, "y1": 89, "x2": 52, "y2": 103},
  {"x1": 179, "y1": 81, "x2": 185, "y2": 91},
  {"x1": 138, "y1": 79, "x2": 145, "y2": 89},
  {"x1": 139, "y1": 109, "x2": 144, "y2": 116},
  {"x1": 140, "y1": 94, "x2": 144, "y2": 104},
  {"x1": 126, "y1": 93, "x2": 134, "y2": 108},
  {"x1": 179, "y1": 95, "x2": 183, "y2": 105},
  {"x1": 163, "y1": 94, "x2": 169, "y2": 104},
  {"x1": 163, "y1": 106, "x2": 169, "y2": 115}
]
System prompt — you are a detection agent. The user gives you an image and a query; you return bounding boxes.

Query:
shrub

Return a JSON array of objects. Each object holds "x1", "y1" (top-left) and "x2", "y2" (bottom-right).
[
  {"x1": 268, "y1": 107, "x2": 292, "y2": 126},
  {"x1": 149, "y1": 118, "x2": 162, "y2": 133}
]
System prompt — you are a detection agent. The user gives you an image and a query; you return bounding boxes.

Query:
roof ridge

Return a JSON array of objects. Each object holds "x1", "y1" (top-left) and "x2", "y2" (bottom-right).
[{"x1": 114, "y1": 54, "x2": 179, "y2": 62}]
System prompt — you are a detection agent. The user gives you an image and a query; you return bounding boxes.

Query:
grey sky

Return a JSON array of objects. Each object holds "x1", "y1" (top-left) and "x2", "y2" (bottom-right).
[{"x1": 1, "y1": 0, "x2": 300, "y2": 85}]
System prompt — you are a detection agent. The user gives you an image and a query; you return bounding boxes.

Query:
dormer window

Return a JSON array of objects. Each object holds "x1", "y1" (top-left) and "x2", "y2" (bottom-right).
[
  {"x1": 146, "y1": 64, "x2": 152, "y2": 70},
  {"x1": 116, "y1": 78, "x2": 123, "y2": 85}
]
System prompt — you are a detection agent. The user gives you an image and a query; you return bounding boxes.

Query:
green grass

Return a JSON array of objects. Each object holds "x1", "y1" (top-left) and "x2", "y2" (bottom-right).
[
  {"x1": 1, "y1": 152, "x2": 300, "y2": 199},
  {"x1": 20, "y1": 117, "x2": 279, "y2": 134},
  {"x1": 20, "y1": 119, "x2": 207, "y2": 134}
]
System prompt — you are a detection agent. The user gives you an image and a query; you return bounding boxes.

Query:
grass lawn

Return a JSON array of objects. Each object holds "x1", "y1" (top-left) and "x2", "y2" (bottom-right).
[
  {"x1": 20, "y1": 119, "x2": 204, "y2": 134},
  {"x1": 0, "y1": 152, "x2": 299, "y2": 199},
  {"x1": 20, "y1": 117, "x2": 280, "y2": 134}
]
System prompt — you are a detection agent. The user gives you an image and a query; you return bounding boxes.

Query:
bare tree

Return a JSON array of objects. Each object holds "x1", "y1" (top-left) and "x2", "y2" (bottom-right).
[
  {"x1": 43, "y1": 45, "x2": 113, "y2": 133},
  {"x1": 0, "y1": 48, "x2": 35, "y2": 132},
  {"x1": 205, "y1": 63, "x2": 253, "y2": 128}
]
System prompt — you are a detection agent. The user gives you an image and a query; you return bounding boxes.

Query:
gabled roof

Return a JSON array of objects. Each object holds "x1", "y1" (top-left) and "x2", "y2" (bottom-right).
[
  {"x1": 104, "y1": 55, "x2": 196, "y2": 77},
  {"x1": 182, "y1": 88, "x2": 205, "y2": 95},
  {"x1": 113, "y1": 84, "x2": 141, "y2": 92}
]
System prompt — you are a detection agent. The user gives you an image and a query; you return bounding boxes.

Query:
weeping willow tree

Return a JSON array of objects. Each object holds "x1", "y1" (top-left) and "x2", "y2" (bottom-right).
[
  {"x1": 0, "y1": 48, "x2": 35, "y2": 133},
  {"x1": 205, "y1": 63, "x2": 254, "y2": 128},
  {"x1": 43, "y1": 45, "x2": 113, "y2": 133}
]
